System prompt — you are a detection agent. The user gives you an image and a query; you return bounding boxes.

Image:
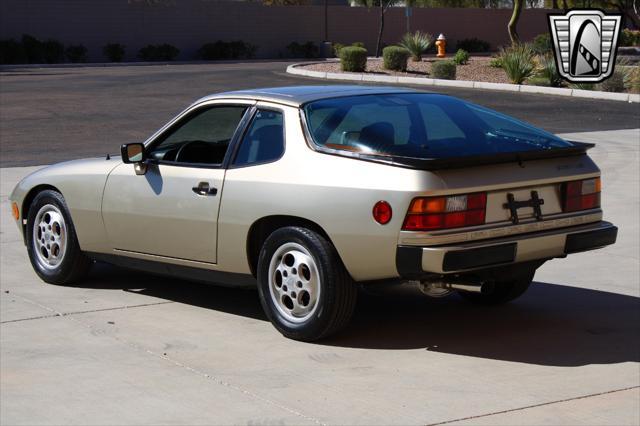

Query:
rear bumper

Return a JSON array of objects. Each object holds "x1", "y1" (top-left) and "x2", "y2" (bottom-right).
[{"x1": 396, "y1": 221, "x2": 617, "y2": 277}]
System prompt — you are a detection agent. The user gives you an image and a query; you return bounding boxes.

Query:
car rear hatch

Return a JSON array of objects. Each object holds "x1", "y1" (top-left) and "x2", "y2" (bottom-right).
[{"x1": 398, "y1": 151, "x2": 603, "y2": 247}]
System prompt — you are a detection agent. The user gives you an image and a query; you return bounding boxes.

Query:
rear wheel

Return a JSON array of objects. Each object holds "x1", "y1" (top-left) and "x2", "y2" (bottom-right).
[
  {"x1": 257, "y1": 226, "x2": 357, "y2": 341},
  {"x1": 458, "y1": 270, "x2": 535, "y2": 305},
  {"x1": 26, "y1": 190, "x2": 91, "y2": 285}
]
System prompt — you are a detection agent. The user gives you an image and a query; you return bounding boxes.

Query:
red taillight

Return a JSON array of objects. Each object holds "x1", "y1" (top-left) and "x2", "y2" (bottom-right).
[
  {"x1": 372, "y1": 201, "x2": 392, "y2": 224},
  {"x1": 403, "y1": 192, "x2": 487, "y2": 231},
  {"x1": 563, "y1": 178, "x2": 601, "y2": 212}
]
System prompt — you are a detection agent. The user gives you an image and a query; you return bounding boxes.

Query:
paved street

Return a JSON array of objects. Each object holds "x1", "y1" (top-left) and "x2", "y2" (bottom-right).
[
  {"x1": 0, "y1": 62, "x2": 638, "y2": 167},
  {"x1": 0, "y1": 63, "x2": 639, "y2": 425}
]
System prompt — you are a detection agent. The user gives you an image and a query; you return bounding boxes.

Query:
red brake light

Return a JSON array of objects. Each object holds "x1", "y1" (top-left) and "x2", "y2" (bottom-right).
[
  {"x1": 373, "y1": 201, "x2": 392, "y2": 224},
  {"x1": 403, "y1": 192, "x2": 487, "y2": 231},
  {"x1": 563, "y1": 178, "x2": 601, "y2": 212}
]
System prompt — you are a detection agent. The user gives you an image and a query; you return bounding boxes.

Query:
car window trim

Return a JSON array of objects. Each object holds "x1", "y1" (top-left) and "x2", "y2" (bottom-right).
[
  {"x1": 228, "y1": 105, "x2": 287, "y2": 169},
  {"x1": 143, "y1": 100, "x2": 256, "y2": 170}
]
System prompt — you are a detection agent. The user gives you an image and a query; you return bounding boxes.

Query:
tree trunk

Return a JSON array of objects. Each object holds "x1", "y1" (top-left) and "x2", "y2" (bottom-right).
[
  {"x1": 561, "y1": 0, "x2": 568, "y2": 11},
  {"x1": 508, "y1": 0, "x2": 523, "y2": 45},
  {"x1": 551, "y1": 0, "x2": 558, "y2": 9},
  {"x1": 376, "y1": 3, "x2": 385, "y2": 57}
]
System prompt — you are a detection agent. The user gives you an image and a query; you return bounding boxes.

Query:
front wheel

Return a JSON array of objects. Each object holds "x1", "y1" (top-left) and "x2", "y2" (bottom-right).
[
  {"x1": 26, "y1": 190, "x2": 91, "y2": 285},
  {"x1": 256, "y1": 226, "x2": 357, "y2": 341}
]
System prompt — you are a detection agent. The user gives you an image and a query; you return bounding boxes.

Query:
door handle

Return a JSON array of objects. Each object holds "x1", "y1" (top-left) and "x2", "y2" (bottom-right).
[{"x1": 192, "y1": 182, "x2": 217, "y2": 196}]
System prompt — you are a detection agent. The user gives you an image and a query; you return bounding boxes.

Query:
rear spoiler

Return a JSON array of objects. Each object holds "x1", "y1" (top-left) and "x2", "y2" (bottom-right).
[{"x1": 321, "y1": 141, "x2": 595, "y2": 171}]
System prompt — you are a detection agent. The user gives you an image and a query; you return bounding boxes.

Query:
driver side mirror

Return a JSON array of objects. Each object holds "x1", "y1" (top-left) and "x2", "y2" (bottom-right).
[
  {"x1": 121, "y1": 143, "x2": 146, "y2": 164},
  {"x1": 121, "y1": 143, "x2": 147, "y2": 175}
]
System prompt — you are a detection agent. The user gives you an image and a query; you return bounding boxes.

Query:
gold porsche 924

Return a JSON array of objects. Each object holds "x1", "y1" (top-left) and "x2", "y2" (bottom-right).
[{"x1": 9, "y1": 86, "x2": 618, "y2": 341}]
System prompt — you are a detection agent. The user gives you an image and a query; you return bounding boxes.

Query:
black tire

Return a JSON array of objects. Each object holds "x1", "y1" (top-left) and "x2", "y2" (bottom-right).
[
  {"x1": 459, "y1": 270, "x2": 535, "y2": 305},
  {"x1": 26, "y1": 190, "x2": 91, "y2": 285},
  {"x1": 256, "y1": 226, "x2": 357, "y2": 342}
]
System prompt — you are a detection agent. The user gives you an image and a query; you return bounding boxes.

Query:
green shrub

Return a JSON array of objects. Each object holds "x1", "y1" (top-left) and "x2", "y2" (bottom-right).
[
  {"x1": 351, "y1": 42, "x2": 365, "y2": 49},
  {"x1": 0, "y1": 39, "x2": 27, "y2": 64},
  {"x1": 399, "y1": 31, "x2": 433, "y2": 61},
  {"x1": 527, "y1": 76, "x2": 551, "y2": 86},
  {"x1": 339, "y1": 46, "x2": 367, "y2": 72},
  {"x1": 332, "y1": 43, "x2": 345, "y2": 57},
  {"x1": 535, "y1": 54, "x2": 562, "y2": 87},
  {"x1": 21, "y1": 34, "x2": 44, "y2": 63},
  {"x1": 532, "y1": 33, "x2": 552, "y2": 55},
  {"x1": 42, "y1": 39, "x2": 65, "y2": 63},
  {"x1": 453, "y1": 49, "x2": 469, "y2": 65},
  {"x1": 286, "y1": 41, "x2": 319, "y2": 58},
  {"x1": 382, "y1": 46, "x2": 410, "y2": 71},
  {"x1": 499, "y1": 43, "x2": 536, "y2": 84},
  {"x1": 620, "y1": 28, "x2": 640, "y2": 47},
  {"x1": 489, "y1": 56, "x2": 503, "y2": 68},
  {"x1": 628, "y1": 66, "x2": 640, "y2": 93},
  {"x1": 65, "y1": 44, "x2": 87, "y2": 63},
  {"x1": 138, "y1": 44, "x2": 179, "y2": 61},
  {"x1": 455, "y1": 38, "x2": 490, "y2": 53},
  {"x1": 431, "y1": 60, "x2": 456, "y2": 80},
  {"x1": 103, "y1": 43, "x2": 125, "y2": 62},
  {"x1": 198, "y1": 40, "x2": 257, "y2": 60}
]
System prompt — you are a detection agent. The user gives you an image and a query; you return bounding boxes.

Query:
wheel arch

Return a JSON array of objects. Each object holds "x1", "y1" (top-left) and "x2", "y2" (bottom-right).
[
  {"x1": 246, "y1": 215, "x2": 343, "y2": 278},
  {"x1": 21, "y1": 184, "x2": 63, "y2": 243}
]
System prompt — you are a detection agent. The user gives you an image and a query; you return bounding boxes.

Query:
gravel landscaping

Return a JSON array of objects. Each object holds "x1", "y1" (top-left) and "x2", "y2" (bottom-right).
[{"x1": 299, "y1": 56, "x2": 511, "y2": 83}]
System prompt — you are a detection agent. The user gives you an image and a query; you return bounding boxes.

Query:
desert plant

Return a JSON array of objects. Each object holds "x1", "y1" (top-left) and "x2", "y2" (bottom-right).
[
  {"x1": 382, "y1": 46, "x2": 409, "y2": 71},
  {"x1": 570, "y1": 82, "x2": 597, "y2": 90},
  {"x1": 620, "y1": 28, "x2": 640, "y2": 47},
  {"x1": 489, "y1": 56, "x2": 503, "y2": 68},
  {"x1": 399, "y1": 31, "x2": 433, "y2": 61},
  {"x1": 286, "y1": 41, "x2": 319, "y2": 58},
  {"x1": 455, "y1": 38, "x2": 490, "y2": 53},
  {"x1": 453, "y1": 49, "x2": 469, "y2": 65},
  {"x1": 103, "y1": 43, "x2": 125, "y2": 62},
  {"x1": 332, "y1": 43, "x2": 345, "y2": 57},
  {"x1": 431, "y1": 60, "x2": 456, "y2": 80},
  {"x1": 42, "y1": 39, "x2": 65, "y2": 63},
  {"x1": 628, "y1": 66, "x2": 640, "y2": 93},
  {"x1": 499, "y1": 43, "x2": 536, "y2": 84},
  {"x1": 65, "y1": 44, "x2": 88, "y2": 63},
  {"x1": 532, "y1": 33, "x2": 552, "y2": 55},
  {"x1": 339, "y1": 46, "x2": 367, "y2": 72},
  {"x1": 0, "y1": 39, "x2": 27, "y2": 64},
  {"x1": 351, "y1": 42, "x2": 365, "y2": 49},
  {"x1": 137, "y1": 44, "x2": 179, "y2": 61},
  {"x1": 599, "y1": 70, "x2": 626, "y2": 92},
  {"x1": 527, "y1": 76, "x2": 552, "y2": 86},
  {"x1": 534, "y1": 54, "x2": 562, "y2": 87}
]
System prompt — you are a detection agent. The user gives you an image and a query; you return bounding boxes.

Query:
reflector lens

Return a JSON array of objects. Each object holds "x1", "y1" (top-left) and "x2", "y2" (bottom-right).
[
  {"x1": 11, "y1": 202, "x2": 19, "y2": 220},
  {"x1": 372, "y1": 201, "x2": 392, "y2": 225}
]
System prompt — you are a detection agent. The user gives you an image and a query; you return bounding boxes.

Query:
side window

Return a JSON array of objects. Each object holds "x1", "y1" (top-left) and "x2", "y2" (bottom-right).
[
  {"x1": 233, "y1": 109, "x2": 284, "y2": 166},
  {"x1": 149, "y1": 105, "x2": 248, "y2": 165}
]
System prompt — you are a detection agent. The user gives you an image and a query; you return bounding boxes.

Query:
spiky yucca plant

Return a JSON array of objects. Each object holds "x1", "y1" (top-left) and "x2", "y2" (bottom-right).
[
  {"x1": 399, "y1": 31, "x2": 433, "y2": 62},
  {"x1": 499, "y1": 43, "x2": 536, "y2": 84},
  {"x1": 534, "y1": 54, "x2": 563, "y2": 87}
]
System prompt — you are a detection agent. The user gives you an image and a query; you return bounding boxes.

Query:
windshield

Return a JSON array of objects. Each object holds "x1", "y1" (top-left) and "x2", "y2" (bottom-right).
[{"x1": 303, "y1": 93, "x2": 573, "y2": 159}]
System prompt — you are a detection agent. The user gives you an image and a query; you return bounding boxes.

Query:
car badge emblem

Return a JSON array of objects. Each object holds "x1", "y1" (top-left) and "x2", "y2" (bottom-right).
[{"x1": 548, "y1": 9, "x2": 622, "y2": 83}]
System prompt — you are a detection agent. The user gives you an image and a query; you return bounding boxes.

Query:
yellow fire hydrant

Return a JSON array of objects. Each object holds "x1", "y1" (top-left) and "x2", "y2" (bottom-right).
[{"x1": 435, "y1": 33, "x2": 446, "y2": 58}]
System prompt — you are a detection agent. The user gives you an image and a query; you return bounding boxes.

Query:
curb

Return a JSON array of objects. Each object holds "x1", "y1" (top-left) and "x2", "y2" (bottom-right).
[{"x1": 287, "y1": 62, "x2": 639, "y2": 103}]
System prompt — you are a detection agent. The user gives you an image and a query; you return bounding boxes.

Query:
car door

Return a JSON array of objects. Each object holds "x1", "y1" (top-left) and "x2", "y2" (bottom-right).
[{"x1": 101, "y1": 100, "x2": 253, "y2": 264}]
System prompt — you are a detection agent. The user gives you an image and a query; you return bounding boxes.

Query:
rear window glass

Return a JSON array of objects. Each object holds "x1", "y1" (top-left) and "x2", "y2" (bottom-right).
[{"x1": 303, "y1": 93, "x2": 572, "y2": 159}]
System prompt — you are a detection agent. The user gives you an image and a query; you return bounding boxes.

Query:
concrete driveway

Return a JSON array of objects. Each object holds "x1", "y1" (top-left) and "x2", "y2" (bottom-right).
[{"x1": 1, "y1": 128, "x2": 638, "y2": 425}]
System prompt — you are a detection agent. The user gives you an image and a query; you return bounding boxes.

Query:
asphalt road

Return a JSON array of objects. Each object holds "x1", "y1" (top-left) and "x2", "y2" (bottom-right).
[
  {"x1": 1, "y1": 61, "x2": 639, "y2": 167},
  {"x1": 0, "y1": 62, "x2": 639, "y2": 425}
]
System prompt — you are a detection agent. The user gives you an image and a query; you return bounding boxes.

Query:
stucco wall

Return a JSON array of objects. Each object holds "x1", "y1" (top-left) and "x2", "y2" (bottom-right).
[{"x1": 0, "y1": 0, "x2": 554, "y2": 61}]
